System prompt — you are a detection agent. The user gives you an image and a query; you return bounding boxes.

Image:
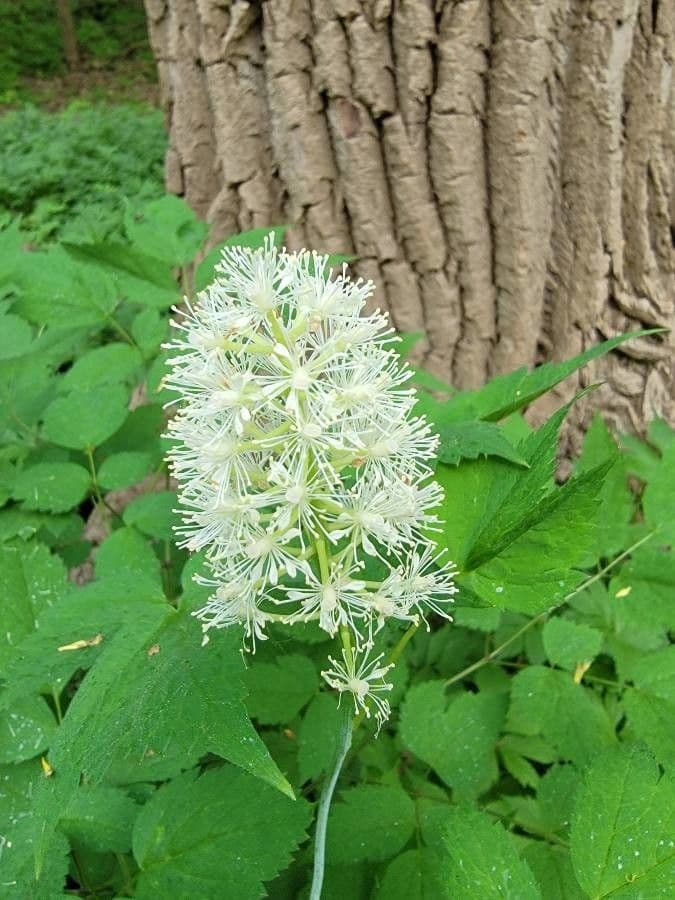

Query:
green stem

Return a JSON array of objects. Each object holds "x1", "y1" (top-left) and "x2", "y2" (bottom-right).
[
  {"x1": 86, "y1": 447, "x2": 124, "y2": 523},
  {"x1": 310, "y1": 704, "x2": 353, "y2": 900}
]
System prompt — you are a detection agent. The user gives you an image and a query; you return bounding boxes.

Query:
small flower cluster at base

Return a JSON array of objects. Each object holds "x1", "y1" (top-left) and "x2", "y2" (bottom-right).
[{"x1": 165, "y1": 236, "x2": 457, "y2": 728}]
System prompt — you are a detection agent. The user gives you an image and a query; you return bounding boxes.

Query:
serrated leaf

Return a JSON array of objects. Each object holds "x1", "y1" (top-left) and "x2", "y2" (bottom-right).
[
  {"x1": 12, "y1": 461, "x2": 91, "y2": 513},
  {"x1": 125, "y1": 195, "x2": 208, "y2": 265},
  {"x1": 608, "y1": 546, "x2": 675, "y2": 651},
  {"x1": 194, "y1": 226, "x2": 288, "y2": 292},
  {"x1": 542, "y1": 618, "x2": 603, "y2": 671},
  {"x1": 244, "y1": 654, "x2": 319, "y2": 725},
  {"x1": 123, "y1": 491, "x2": 178, "y2": 541},
  {"x1": 374, "y1": 849, "x2": 449, "y2": 900},
  {"x1": 0, "y1": 540, "x2": 66, "y2": 669},
  {"x1": 327, "y1": 784, "x2": 416, "y2": 864},
  {"x1": 60, "y1": 785, "x2": 139, "y2": 854},
  {"x1": 522, "y1": 844, "x2": 585, "y2": 900},
  {"x1": 507, "y1": 667, "x2": 615, "y2": 765},
  {"x1": 42, "y1": 384, "x2": 129, "y2": 450},
  {"x1": 443, "y1": 805, "x2": 541, "y2": 898},
  {"x1": 445, "y1": 330, "x2": 663, "y2": 422},
  {"x1": 623, "y1": 645, "x2": 675, "y2": 766},
  {"x1": 570, "y1": 744, "x2": 675, "y2": 897},
  {"x1": 131, "y1": 307, "x2": 167, "y2": 356},
  {"x1": 132, "y1": 766, "x2": 310, "y2": 899},
  {"x1": 59, "y1": 342, "x2": 142, "y2": 392},
  {"x1": 436, "y1": 420, "x2": 529, "y2": 467},
  {"x1": 400, "y1": 681, "x2": 507, "y2": 798},
  {"x1": 0, "y1": 695, "x2": 56, "y2": 764},
  {"x1": 97, "y1": 451, "x2": 154, "y2": 490}
]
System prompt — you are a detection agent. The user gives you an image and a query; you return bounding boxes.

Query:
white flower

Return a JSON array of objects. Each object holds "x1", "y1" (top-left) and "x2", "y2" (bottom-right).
[
  {"x1": 165, "y1": 236, "x2": 457, "y2": 726},
  {"x1": 321, "y1": 649, "x2": 394, "y2": 732}
]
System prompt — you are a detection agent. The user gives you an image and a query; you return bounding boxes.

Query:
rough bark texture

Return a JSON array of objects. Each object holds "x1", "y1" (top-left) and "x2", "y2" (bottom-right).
[{"x1": 144, "y1": 0, "x2": 674, "y2": 444}]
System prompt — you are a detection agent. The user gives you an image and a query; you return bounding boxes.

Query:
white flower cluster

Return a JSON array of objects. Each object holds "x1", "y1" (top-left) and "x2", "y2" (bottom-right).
[{"x1": 165, "y1": 237, "x2": 457, "y2": 728}]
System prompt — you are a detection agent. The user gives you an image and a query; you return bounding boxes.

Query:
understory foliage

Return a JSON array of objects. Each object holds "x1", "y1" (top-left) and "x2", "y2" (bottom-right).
[{"x1": 0, "y1": 186, "x2": 673, "y2": 900}]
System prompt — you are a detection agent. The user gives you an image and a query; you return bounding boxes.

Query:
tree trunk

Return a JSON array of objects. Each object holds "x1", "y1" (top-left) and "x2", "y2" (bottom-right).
[{"x1": 144, "y1": 0, "x2": 674, "y2": 444}]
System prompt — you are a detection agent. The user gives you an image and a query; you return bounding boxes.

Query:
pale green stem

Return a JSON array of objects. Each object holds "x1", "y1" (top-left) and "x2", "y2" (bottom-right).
[{"x1": 309, "y1": 703, "x2": 353, "y2": 900}]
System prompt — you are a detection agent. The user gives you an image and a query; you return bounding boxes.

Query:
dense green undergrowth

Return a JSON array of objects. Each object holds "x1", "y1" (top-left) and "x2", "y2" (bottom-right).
[{"x1": 0, "y1": 115, "x2": 673, "y2": 898}]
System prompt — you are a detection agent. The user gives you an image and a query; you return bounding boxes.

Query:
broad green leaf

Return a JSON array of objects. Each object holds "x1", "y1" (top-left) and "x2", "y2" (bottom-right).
[
  {"x1": 608, "y1": 546, "x2": 675, "y2": 651},
  {"x1": 194, "y1": 225, "x2": 288, "y2": 292},
  {"x1": 327, "y1": 784, "x2": 416, "y2": 864},
  {"x1": 12, "y1": 461, "x2": 91, "y2": 513},
  {"x1": 297, "y1": 692, "x2": 341, "y2": 783},
  {"x1": 0, "y1": 356, "x2": 55, "y2": 441},
  {"x1": 542, "y1": 618, "x2": 603, "y2": 671},
  {"x1": 576, "y1": 415, "x2": 633, "y2": 557},
  {"x1": 0, "y1": 312, "x2": 32, "y2": 360},
  {"x1": 244, "y1": 654, "x2": 319, "y2": 725},
  {"x1": 59, "y1": 342, "x2": 142, "y2": 392},
  {"x1": 97, "y1": 403, "x2": 165, "y2": 463},
  {"x1": 42, "y1": 384, "x2": 129, "y2": 450},
  {"x1": 0, "y1": 540, "x2": 66, "y2": 669},
  {"x1": 647, "y1": 417, "x2": 674, "y2": 453},
  {"x1": 435, "y1": 420, "x2": 529, "y2": 467},
  {"x1": 0, "y1": 508, "x2": 83, "y2": 548},
  {"x1": 507, "y1": 667, "x2": 615, "y2": 765},
  {"x1": 570, "y1": 744, "x2": 675, "y2": 898},
  {"x1": 374, "y1": 849, "x2": 449, "y2": 900},
  {"x1": 623, "y1": 645, "x2": 675, "y2": 766},
  {"x1": 0, "y1": 575, "x2": 166, "y2": 708},
  {"x1": 123, "y1": 491, "x2": 179, "y2": 541},
  {"x1": 63, "y1": 242, "x2": 178, "y2": 309},
  {"x1": 445, "y1": 330, "x2": 663, "y2": 422},
  {"x1": 132, "y1": 307, "x2": 167, "y2": 357},
  {"x1": 95, "y1": 527, "x2": 161, "y2": 584},
  {"x1": 97, "y1": 450, "x2": 154, "y2": 490},
  {"x1": 0, "y1": 695, "x2": 56, "y2": 763},
  {"x1": 643, "y1": 442, "x2": 675, "y2": 541},
  {"x1": 125, "y1": 194, "x2": 208, "y2": 265},
  {"x1": 132, "y1": 766, "x2": 310, "y2": 899},
  {"x1": 522, "y1": 844, "x2": 585, "y2": 900},
  {"x1": 400, "y1": 681, "x2": 507, "y2": 798},
  {"x1": 444, "y1": 805, "x2": 541, "y2": 898},
  {"x1": 60, "y1": 785, "x2": 139, "y2": 854},
  {"x1": 45, "y1": 608, "x2": 290, "y2": 794}
]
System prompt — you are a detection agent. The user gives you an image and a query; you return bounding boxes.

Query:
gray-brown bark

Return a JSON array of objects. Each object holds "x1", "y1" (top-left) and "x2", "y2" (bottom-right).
[{"x1": 144, "y1": 0, "x2": 674, "y2": 443}]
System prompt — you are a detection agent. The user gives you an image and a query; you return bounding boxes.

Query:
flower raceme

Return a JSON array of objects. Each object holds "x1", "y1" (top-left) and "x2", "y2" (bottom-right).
[{"x1": 164, "y1": 238, "x2": 457, "y2": 728}]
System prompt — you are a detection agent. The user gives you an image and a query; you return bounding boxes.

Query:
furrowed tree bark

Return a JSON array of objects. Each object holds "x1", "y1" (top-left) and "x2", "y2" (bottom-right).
[{"x1": 144, "y1": 0, "x2": 674, "y2": 444}]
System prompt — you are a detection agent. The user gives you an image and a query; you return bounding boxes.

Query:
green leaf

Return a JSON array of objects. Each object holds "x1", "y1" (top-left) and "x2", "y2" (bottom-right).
[
  {"x1": 576, "y1": 415, "x2": 633, "y2": 557},
  {"x1": 12, "y1": 461, "x2": 91, "y2": 512},
  {"x1": 608, "y1": 546, "x2": 675, "y2": 651},
  {"x1": 326, "y1": 784, "x2": 416, "y2": 864},
  {"x1": 125, "y1": 195, "x2": 208, "y2": 265},
  {"x1": 373, "y1": 849, "x2": 449, "y2": 900},
  {"x1": 0, "y1": 540, "x2": 66, "y2": 669},
  {"x1": 244, "y1": 654, "x2": 319, "y2": 725},
  {"x1": 0, "y1": 312, "x2": 32, "y2": 360},
  {"x1": 623, "y1": 645, "x2": 675, "y2": 766},
  {"x1": 63, "y1": 242, "x2": 178, "y2": 309},
  {"x1": 194, "y1": 226, "x2": 288, "y2": 291},
  {"x1": 132, "y1": 307, "x2": 167, "y2": 357},
  {"x1": 542, "y1": 618, "x2": 603, "y2": 671},
  {"x1": 443, "y1": 805, "x2": 541, "y2": 899},
  {"x1": 0, "y1": 695, "x2": 56, "y2": 763},
  {"x1": 132, "y1": 766, "x2": 310, "y2": 899},
  {"x1": 570, "y1": 744, "x2": 675, "y2": 898},
  {"x1": 123, "y1": 491, "x2": 179, "y2": 541},
  {"x1": 522, "y1": 844, "x2": 585, "y2": 900},
  {"x1": 97, "y1": 451, "x2": 154, "y2": 490},
  {"x1": 507, "y1": 666, "x2": 615, "y2": 765},
  {"x1": 1, "y1": 575, "x2": 167, "y2": 708},
  {"x1": 60, "y1": 785, "x2": 139, "y2": 854},
  {"x1": 643, "y1": 442, "x2": 675, "y2": 541},
  {"x1": 445, "y1": 330, "x2": 664, "y2": 422},
  {"x1": 95, "y1": 527, "x2": 161, "y2": 584},
  {"x1": 42, "y1": 384, "x2": 129, "y2": 450},
  {"x1": 297, "y1": 692, "x2": 341, "y2": 783},
  {"x1": 59, "y1": 342, "x2": 142, "y2": 392},
  {"x1": 400, "y1": 681, "x2": 507, "y2": 798},
  {"x1": 435, "y1": 420, "x2": 529, "y2": 467}
]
